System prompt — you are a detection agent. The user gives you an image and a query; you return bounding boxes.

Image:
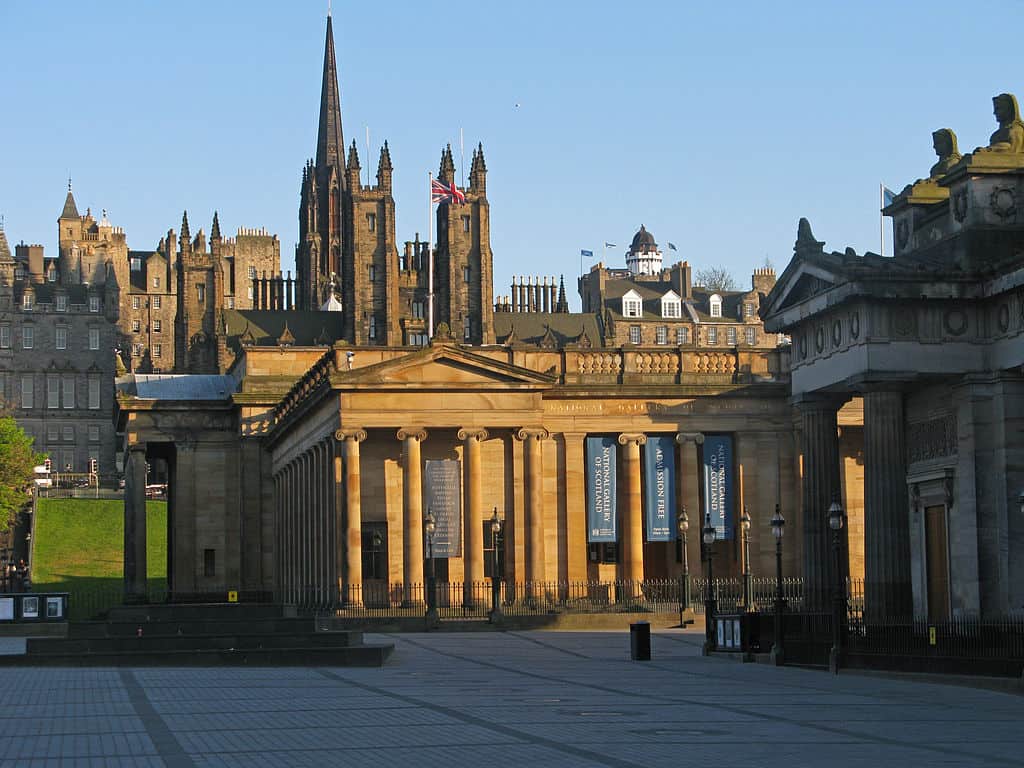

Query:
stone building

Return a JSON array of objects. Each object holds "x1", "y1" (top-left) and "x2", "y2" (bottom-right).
[
  {"x1": 762, "y1": 93, "x2": 1024, "y2": 620},
  {"x1": 580, "y1": 226, "x2": 781, "y2": 349},
  {"x1": 295, "y1": 15, "x2": 494, "y2": 346},
  {"x1": 0, "y1": 220, "x2": 119, "y2": 477}
]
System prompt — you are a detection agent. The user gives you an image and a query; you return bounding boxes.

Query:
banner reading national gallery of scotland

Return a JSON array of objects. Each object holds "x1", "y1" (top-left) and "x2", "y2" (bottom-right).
[
  {"x1": 643, "y1": 435, "x2": 676, "y2": 542},
  {"x1": 585, "y1": 437, "x2": 617, "y2": 542},
  {"x1": 702, "y1": 434, "x2": 734, "y2": 540}
]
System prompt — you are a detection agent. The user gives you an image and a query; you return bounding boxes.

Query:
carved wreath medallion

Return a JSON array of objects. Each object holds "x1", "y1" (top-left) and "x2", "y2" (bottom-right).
[
  {"x1": 989, "y1": 186, "x2": 1016, "y2": 222},
  {"x1": 953, "y1": 188, "x2": 968, "y2": 223}
]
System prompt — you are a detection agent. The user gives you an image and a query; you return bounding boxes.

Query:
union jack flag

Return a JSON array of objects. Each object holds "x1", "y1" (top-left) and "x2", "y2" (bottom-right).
[{"x1": 431, "y1": 178, "x2": 466, "y2": 205}]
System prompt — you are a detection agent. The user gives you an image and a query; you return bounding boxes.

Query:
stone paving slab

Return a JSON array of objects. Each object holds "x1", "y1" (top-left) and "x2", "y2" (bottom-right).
[{"x1": 0, "y1": 629, "x2": 1019, "y2": 767}]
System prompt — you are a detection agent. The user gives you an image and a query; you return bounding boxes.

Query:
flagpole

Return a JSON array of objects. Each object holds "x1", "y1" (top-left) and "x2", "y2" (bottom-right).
[
  {"x1": 428, "y1": 171, "x2": 435, "y2": 340},
  {"x1": 459, "y1": 127, "x2": 466, "y2": 191},
  {"x1": 879, "y1": 183, "x2": 885, "y2": 258}
]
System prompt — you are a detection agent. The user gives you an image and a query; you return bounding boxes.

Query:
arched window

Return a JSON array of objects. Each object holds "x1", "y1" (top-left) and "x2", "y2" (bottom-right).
[{"x1": 709, "y1": 294, "x2": 722, "y2": 318}]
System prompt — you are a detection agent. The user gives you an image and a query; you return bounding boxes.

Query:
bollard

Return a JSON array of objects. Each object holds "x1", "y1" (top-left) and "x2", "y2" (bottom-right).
[{"x1": 630, "y1": 621, "x2": 651, "y2": 661}]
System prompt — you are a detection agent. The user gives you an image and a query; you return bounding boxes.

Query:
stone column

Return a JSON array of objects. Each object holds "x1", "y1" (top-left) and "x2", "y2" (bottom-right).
[
  {"x1": 676, "y1": 433, "x2": 704, "y2": 577},
  {"x1": 795, "y1": 395, "x2": 844, "y2": 610},
  {"x1": 459, "y1": 428, "x2": 488, "y2": 606},
  {"x1": 864, "y1": 390, "x2": 913, "y2": 619},
  {"x1": 517, "y1": 428, "x2": 549, "y2": 592},
  {"x1": 397, "y1": 428, "x2": 428, "y2": 604},
  {"x1": 618, "y1": 434, "x2": 647, "y2": 592},
  {"x1": 332, "y1": 437, "x2": 345, "y2": 606},
  {"x1": 336, "y1": 429, "x2": 367, "y2": 607},
  {"x1": 563, "y1": 433, "x2": 588, "y2": 581},
  {"x1": 124, "y1": 444, "x2": 148, "y2": 604}
]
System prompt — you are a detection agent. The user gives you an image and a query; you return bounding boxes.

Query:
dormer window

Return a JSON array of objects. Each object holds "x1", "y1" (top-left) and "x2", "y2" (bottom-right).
[
  {"x1": 89, "y1": 295, "x2": 100, "y2": 313},
  {"x1": 14, "y1": 265, "x2": 25, "y2": 281},
  {"x1": 21, "y1": 292, "x2": 33, "y2": 310},
  {"x1": 46, "y1": 265, "x2": 57, "y2": 282},
  {"x1": 130, "y1": 257, "x2": 142, "y2": 272},
  {"x1": 56, "y1": 295, "x2": 68, "y2": 312},
  {"x1": 622, "y1": 289, "x2": 643, "y2": 319},
  {"x1": 744, "y1": 301, "x2": 754, "y2": 318},
  {"x1": 709, "y1": 294, "x2": 722, "y2": 318},
  {"x1": 660, "y1": 291, "x2": 681, "y2": 319}
]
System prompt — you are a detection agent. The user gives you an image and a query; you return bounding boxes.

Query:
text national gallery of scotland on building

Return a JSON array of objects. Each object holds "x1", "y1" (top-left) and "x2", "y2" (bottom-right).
[{"x1": 59, "y1": 18, "x2": 1018, "y2": 621}]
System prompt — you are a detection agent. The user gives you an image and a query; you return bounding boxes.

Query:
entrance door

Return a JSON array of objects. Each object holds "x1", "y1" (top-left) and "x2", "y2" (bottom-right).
[{"x1": 924, "y1": 505, "x2": 950, "y2": 622}]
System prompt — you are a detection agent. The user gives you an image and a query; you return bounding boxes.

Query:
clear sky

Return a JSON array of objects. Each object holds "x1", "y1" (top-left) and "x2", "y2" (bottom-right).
[{"x1": 1, "y1": 1, "x2": 1019, "y2": 309}]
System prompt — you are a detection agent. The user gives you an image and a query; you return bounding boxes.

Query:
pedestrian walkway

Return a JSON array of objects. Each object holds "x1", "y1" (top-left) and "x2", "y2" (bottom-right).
[{"x1": 0, "y1": 629, "x2": 1019, "y2": 767}]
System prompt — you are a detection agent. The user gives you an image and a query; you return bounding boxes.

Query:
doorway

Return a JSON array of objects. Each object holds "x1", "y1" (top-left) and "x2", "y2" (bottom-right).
[{"x1": 924, "y1": 504, "x2": 950, "y2": 622}]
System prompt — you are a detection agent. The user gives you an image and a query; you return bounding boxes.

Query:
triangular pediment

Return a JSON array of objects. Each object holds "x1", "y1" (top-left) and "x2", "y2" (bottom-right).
[
  {"x1": 761, "y1": 259, "x2": 844, "y2": 327},
  {"x1": 340, "y1": 344, "x2": 556, "y2": 388}
]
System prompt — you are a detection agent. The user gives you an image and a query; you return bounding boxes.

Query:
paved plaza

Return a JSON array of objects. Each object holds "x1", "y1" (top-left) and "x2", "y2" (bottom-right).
[{"x1": 0, "y1": 629, "x2": 1020, "y2": 767}]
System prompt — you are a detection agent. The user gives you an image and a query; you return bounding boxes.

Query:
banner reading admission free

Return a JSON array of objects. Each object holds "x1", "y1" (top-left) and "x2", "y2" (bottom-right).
[
  {"x1": 585, "y1": 437, "x2": 617, "y2": 542},
  {"x1": 643, "y1": 436, "x2": 676, "y2": 541},
  {"x1": 702, "y1": 435, "x2": 734, "y2": 540}
]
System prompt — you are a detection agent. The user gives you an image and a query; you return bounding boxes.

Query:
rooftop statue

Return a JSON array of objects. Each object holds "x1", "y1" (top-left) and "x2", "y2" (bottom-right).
[
  {"x1": 928, "y1": 128, "x2": 962, "y2": 177},
  {"x1": 981, "y1": 93, "x2": 1024, "y2": 153}
]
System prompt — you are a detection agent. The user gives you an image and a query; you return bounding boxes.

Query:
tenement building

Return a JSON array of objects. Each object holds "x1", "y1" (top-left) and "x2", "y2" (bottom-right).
[{"x1": 762, "y1": 92, "x2": 1024, "y2": 620}]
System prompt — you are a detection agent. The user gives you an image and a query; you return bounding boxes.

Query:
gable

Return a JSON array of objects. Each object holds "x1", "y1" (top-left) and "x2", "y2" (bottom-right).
[{"x1": 345, "y1": 346, "x2": 556, "y2": 389}]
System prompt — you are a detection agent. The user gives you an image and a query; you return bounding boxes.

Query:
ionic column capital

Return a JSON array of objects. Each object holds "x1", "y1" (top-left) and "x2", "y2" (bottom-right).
[
  {"x1": 397, "y1": 427, "x2": 428, "y2": 442},
  {"x1": 617, "y1": 432, "x2": 648, "y2": 447},
  {"x1": 515, "y1": 427, "x2": 549, "y2": 442},
  {"x1": 457, "y1": 427, "x2": 489, "y2": 442},
  {"x1": 675, "y1": 431, "x2": 704, "y2": 445},
  {"x1": 334, "y1": 428, "x2": 368, "y2": 443}
]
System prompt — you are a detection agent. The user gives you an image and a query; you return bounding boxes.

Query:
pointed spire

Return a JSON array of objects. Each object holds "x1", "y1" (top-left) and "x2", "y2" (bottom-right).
[
  {"x1": 556, "y1": 275, "x2": 568, "y2": 313},
  {"x1": 470, "y1": 141, "x2": 487, "y2": 193},
  {"x1": 60, "y1": 179, "x2": 80, "y2": 220},
  {"x1": 347, "y1": 139, "x2": 360, "y2": 169},
  {"x1": 0, "y1": 220, "x2": 11, "y2": 263},
  {"x1": 180, "y1": 211, "x2": 191, "y2": 253},
  {"x1": 378, "y1": 140, "x2": 392, "y2": 171},
  {"x1": 376, "y1": 140, "x2": 393, "y2": 192},
  {"x1": 439, "y1": 144, "x2": 456, "y2": 184},
  {"x1": 211, "y1": 211, "x2": 221, "y2": 241},
  {"x1": 316, "y1": 14, "x2": 347, "y2": 186}
]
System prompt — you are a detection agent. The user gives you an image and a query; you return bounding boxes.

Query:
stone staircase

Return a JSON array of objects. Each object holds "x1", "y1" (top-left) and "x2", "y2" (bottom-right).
[{"x1": 0, "y1": 604, "x2": 393, "y2": 666}]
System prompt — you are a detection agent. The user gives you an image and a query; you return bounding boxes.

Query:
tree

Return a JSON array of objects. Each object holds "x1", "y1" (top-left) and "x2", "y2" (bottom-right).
[
  {"x1": 694, "y1": 266, "x2": 738, "y2": 292},
  {"x1": 0, "y1": 411, "x2": 42, "y2": 532}
]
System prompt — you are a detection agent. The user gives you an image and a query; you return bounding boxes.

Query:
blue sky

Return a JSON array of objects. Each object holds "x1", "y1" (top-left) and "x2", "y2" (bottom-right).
[{"x1": 0, "y1": 1, "x2": 1018, "y2": 308}]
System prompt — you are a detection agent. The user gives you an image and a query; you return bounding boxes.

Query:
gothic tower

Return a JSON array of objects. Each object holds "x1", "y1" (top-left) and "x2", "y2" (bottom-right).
[
  {"x1": 173, "y1": 211, "x2": 225, "y2": 374},
  {"x1": 296, "y1": 13, "x2": 346, "y2": 311}
]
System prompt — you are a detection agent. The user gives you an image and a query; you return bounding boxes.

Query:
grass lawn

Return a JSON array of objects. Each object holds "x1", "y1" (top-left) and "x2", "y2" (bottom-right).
[{"x1": 32, "y1": 498, "x2": 167, "y2": 619}]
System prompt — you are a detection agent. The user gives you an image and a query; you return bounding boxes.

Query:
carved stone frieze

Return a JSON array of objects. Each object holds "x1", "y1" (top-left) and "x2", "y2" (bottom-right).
[{"x1": 906, "y1": 414, "x2": 958, "y2": 464}]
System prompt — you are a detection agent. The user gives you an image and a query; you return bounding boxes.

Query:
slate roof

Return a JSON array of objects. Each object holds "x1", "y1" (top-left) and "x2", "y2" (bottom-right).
[
  {"x1": 493, "y1": 312, "x2": 602, "y2": 348},
  {"x1": 603, "y1": 276, "x2": 751, "y2": 323},
  {"x1": 60, "y1": 190, "x2": 80, "y2": 220},
  {"x1": 223, "y1": 310, "x2": 346, "y2": 349},
  {"x1": 117, "y1": 374, "x2": 236, "y2": 400}
]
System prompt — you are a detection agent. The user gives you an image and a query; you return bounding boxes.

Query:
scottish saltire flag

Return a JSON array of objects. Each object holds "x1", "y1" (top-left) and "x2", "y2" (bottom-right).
[
  {"x1": 431, "y1": 178, "x2": 466, "y2": 205},
  {"x1": 580, "y1": 249, "x2": 594, "y2": 258},
  {"x1": 882, "y1": 185, "x2": 897, "y2": 207},
  {"x1": 604, "y1": 242, "x2": 617, "y2": 248},
  {"x1": 667, "y1": 242, "x2": 678, "y2": 251}
]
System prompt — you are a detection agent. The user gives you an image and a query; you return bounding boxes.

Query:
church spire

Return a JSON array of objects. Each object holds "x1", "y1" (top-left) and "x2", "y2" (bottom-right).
[
  {"x1": 316, "y1": 14, "x2": 346, "y2": 186},
  {"x1": 60, "y1": 178, "x2": 79, "y2": 220}
]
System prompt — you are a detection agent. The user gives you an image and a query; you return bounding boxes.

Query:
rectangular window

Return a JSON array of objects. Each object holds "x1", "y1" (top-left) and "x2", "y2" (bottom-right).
[
  {"x1": 203, "y1": 549, "x2": 216, "y2": 578},
  {"x1": 745, "y1": 302, "x2": 754, "y2": 318},
  {"x1": 62, "y1": 425, "x2": 73, "y2": 442},
  {"x1": 21, "y1": 293, "x2": 32, "y2": 310},
  {"x1": 745, "y1": 327, "x2": 756, "y2": 345},
  {"x1": 56, "y1": 295, "x2": 67, "y2": 312},
  {"x1": 676, "y1": 326, "x2": 689, "y2": 345},
  {"x1": 629, "y1": 325, "x2": 641, "y2": 344},
  {"x1": 248, "y1": 266, "x2": 256, "y2": 279},
  {"x1": 56, "y1": 327, "x2": 68, "y2": 350},
  {"x1": 463, "y1": 266, "x2": 471, "y2": 284},
  {"x1": 366, "y1": 213, "x2": 376, "y2": 232},
  {"x1": 47, "y1": 425, "x2": 58, "y2": 442},
  {"x1": 361, "y1": 524, "x2": 388, "y2": 580},
  {"x1": 0, "y1": 325, "x2": 9, "y2": 348},
  {"x1": 408, "y1": 332, "x2": 428, "y2": 347},
  {"x1": 89, "y1": 328, "x2": 100, "y2": 350},
  {"x1": 152, "y1": 296, "x2": 161, "y2": 310},
  {"x1": 132, "y1": 296, "x2": 140, "y2": 310},
  {"x1": 463, "y1": 316, "x2": 471, "y2": 341},
  {"x1": 227, "y1": 297, "x2": 234, "y2": 309},
  {"x1": 461, "y1": 215, "x2": 471, "y2": 233},
  {"x1": 22, "y1": 326, "x2": 33, "y2": 349},
  {"x1": 130, "y1": 257, "x2": 142, "y2": 272},
  {"x1": 88, "y1": 424, "x2": 100, "y2": 442},
  {"x1": 88, "y1": 377, "x2": 100, "y2": 409},
  {"x1": 708, "y1": 327, "x2": 718, "y2": 345},
  {"x1": 368, "y1": 265, "x2": 376, "y2": 281},
  {"x1": 663, "y1": 301, "x2": 680, "y2": 318},
  {"x1": 624, "y1": 299, "x2": 642, "y2": 318},
  {"x1": 153, "y1": 319, "x2": 161, "y2": 333},
  {"x1": 368, "y1": 316, "x2": 376, "y2": 340},
  {"x1": 89, "y1": 296, "x2": 100, "y2": 313},
  {"x1": 153, "y1": 276, "x2": 160, "y2": 288},
  {"x1": 196, "y1": 284, "x2": 205, "y2": 304},
  {"x1": 47, "y1": 375, "x2": 60, "y2": 409},
  {"x1": 153, "y1": 344, "x2": 162, "y2": 358},
  {"x1": 132, "y1": 343, "x2": 142, "y2": 357},
  {"x1": 21, "y1": 375, "x2": 33, "y2": 409},
  {"x1": 62, "y1": 376, "x2": 75, "y2": 409},
  {"x1": 656, "y1": 326, "x2": 667, "y2": 345},
  {"x1": 247, "y1": 287, "x2": 254, "y2": 300},
  {"x1": 727, "y1": 327, "x2": 737, "y2": 345},
  {"x1": 411, "y1": 301, "x2": 424, "y2": 319},
  {"x1": 131, "y1": 320, "x2": 140, "y2": 333},
  {"x1": 47, "y1": 268, "x2": 56, "y2": 283}
]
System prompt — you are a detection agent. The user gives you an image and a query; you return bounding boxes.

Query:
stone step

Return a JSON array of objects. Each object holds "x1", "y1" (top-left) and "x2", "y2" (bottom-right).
[
  {"x1": 28, "y1": 630, "x2": 365, "y2": 655},
  {"x1": 69, "y1": 617, "x2": 318, "y2": 639},
  {"x1": 0, "y1": 643, "x2": 392, "y2": 667},
  {"x1": 104, "y1": 603, "x2": 293, "y2": 623}
]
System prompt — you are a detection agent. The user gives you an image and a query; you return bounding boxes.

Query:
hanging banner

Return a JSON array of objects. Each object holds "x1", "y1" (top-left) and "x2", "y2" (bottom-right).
[
  {"x1": 643, "y1": 435, "x2": 675, "y2": 541},
  {"x1": 586, "y1": 436, "x2": 617, "y2": 542},
  {"x1": 702, "y1": 435, "x2": 734, "y2": 540},
  {"x1": 424, "y1": 459, "x2": 462, "y2": 557}
]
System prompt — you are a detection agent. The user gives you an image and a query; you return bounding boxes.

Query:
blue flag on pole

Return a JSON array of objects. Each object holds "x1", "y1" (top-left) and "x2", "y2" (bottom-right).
[
  {"x1": 667, "y1": 242, "x2": 678, "y2": 251},
  {"x1": 882, "y1": 185, "x2": 897, "y2": 207},
  {"x1": 604, "y1": 242, "x2": 617, "y2": 248},
  {"x1": 580, "y1": 249, "x2": 594, "y2": 258}
]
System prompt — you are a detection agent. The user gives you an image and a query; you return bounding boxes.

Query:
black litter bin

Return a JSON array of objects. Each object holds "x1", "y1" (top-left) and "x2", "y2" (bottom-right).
[{"x1": 630, "y1": 621, "x2": 651, "y2": 660}]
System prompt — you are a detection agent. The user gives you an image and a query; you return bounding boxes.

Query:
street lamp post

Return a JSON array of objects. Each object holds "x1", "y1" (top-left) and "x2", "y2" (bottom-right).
[
  {"x1": 678, "y1": 507, "x2": 690, "y2": 623},
  {"x1": 489, "y1": 507, "x2": 503, "y2": 623},
  {"x1": 769, "y1": 504, "x2": 785, "y2": 665},
  {"x1": 828, "y1": 497, "x2": 846, "y2": 675},
  {"x1": 424, "y1": 509, "x2": 438, "y2": 625},
  {"x1": 702, "y1": 513, "x2": 717, "y2": 655},
  {"x1": 740, "y1": 506, "x2": 752, "y2": 611}
]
